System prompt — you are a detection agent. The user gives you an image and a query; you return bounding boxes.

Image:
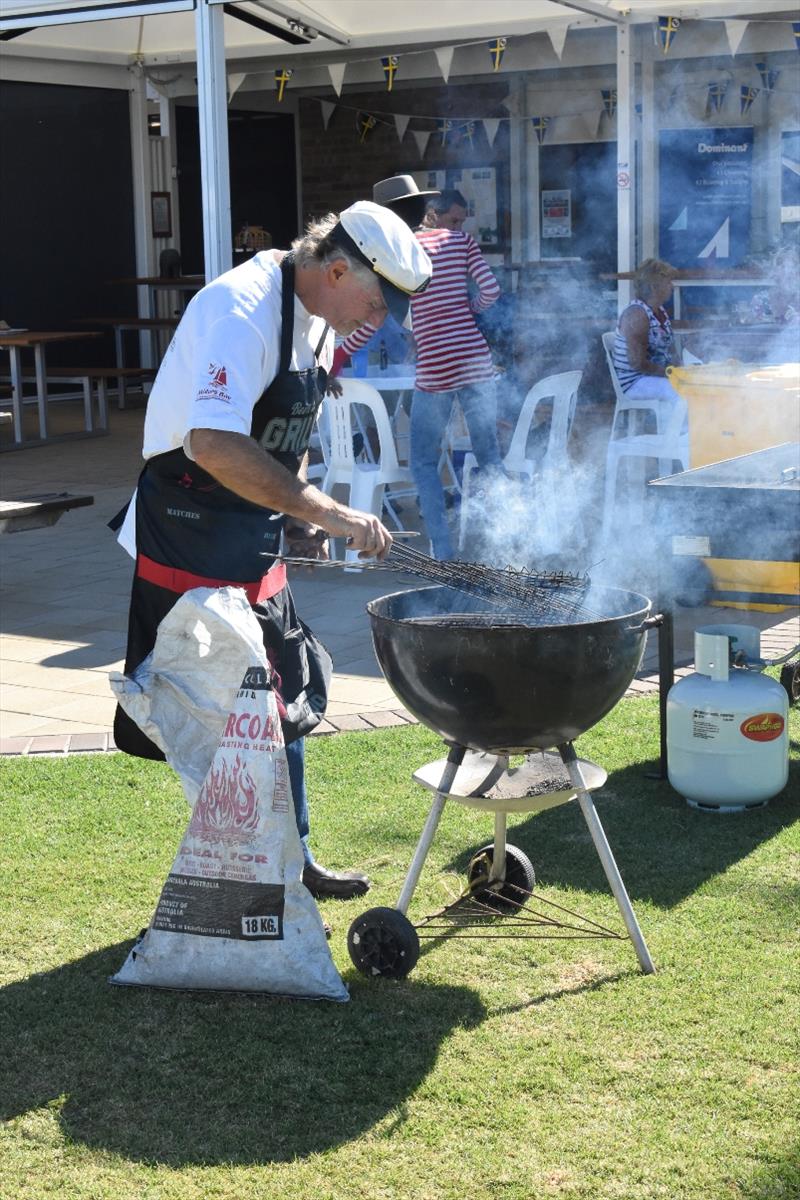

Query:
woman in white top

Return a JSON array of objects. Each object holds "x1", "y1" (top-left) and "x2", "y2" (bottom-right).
[{"x1": 612, "y1": 258, "x2": 681, "y2": 405}]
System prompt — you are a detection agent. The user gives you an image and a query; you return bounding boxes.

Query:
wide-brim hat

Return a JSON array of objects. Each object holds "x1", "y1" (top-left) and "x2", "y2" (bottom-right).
[
  {"x1": 330, "y1": 200, "x2": 432, "y2": 325},
  {"x1": 372, "y1": 174, "x2": 440, "y2": 207}
]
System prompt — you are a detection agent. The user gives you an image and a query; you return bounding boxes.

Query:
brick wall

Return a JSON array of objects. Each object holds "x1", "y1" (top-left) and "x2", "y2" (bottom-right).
[{"x1": 298, "y1": 79, "x2": 511, "y2": 226}]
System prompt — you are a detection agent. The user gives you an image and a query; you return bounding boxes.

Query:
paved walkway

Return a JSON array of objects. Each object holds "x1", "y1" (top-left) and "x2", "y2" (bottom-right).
[{"x1": 1, "y1": 406, "x2": 797, "y2": 755}]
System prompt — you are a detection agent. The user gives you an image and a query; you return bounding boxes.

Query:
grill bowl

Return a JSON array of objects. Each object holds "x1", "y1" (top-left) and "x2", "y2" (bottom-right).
[{"x1": 367, "y1": 585, "x2": 651, "y2": 753}]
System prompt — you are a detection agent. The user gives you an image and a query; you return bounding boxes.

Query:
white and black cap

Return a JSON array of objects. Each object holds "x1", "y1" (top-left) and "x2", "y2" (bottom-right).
[{"x1": 330, "y1": 200, "x2": 432, "y2": 325}]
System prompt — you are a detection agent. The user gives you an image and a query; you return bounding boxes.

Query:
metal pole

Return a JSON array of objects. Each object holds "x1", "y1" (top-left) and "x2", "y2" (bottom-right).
[
  {"x1": 195, "y1": 0, "x2": 232, "y2": 281},
  {"x1": 490, "y1": 810, "x2": 508, "y2": 883},
  {"x1": 129, "y1": 65, "x2": 154, "y2": 367},
  {"x1": 616, "y1": 20, "x2": 635, "y2": 313},
  {"x1": 559, "y1": 742, "x2": 656, "y2": 974},
  {"x1": 396, "y1": 745, "x2": 465, "y2": 915}
]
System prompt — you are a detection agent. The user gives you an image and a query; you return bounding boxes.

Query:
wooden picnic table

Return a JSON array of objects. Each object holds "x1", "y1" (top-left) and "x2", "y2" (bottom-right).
[
  {"x1": 0, "y1": 492, "x2": 94, "y2": 534},
  {"x1": 0, "y1": 330, "x2": 102, "y2": 445},
  {"x1": 109, "y1": 275, "x2": 204, "y2": 320},
  {"x1": 74, "y1": 316, "x2": 180, "y2": 404}
]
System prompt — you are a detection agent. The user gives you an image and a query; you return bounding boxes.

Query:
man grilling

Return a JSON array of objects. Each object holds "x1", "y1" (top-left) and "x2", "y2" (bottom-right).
[{"x1": 114, "y1": 202, "x2": 432, "y2": 901}]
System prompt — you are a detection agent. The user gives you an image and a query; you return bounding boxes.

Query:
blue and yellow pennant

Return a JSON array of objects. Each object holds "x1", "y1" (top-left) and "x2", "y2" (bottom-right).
[
  {"x1": 274, "y1": 67, "x2": 293, "y2": 102},
  {"x1": 461, "y1": 121, "x2": 476, "y2": 149},
  {"x1": 740, "y1": 85, "x2": 759, "y2": 116},
  {"x1": 601, "y1": 88, "x2": 617, "y2": 119},
  {"x1": 658, "y1": 16, "x2": 680, "y2": 55},
  {"x1": 357, "y1": 112, "x2": 377, "y2": 143},
  {"x1": 755, "y1": 61, "x2": 779, "y2": 92},
  {"x1": 488, "y1": 37, "x2": 507, "y2": 71},
  {"x1": 793, "y1": 21, "x2": 800, "y2": 52},
  {"x1": 438, "y1": 118, "x2": 453, "y2": 146},
  {"x1": 531, "y1": 116, "x2": 550, "y2": 144},
  {"x1": 381, "y1": 55, "x2": 399, "y2": 92},
  {"x1": 706, "y1": 81, "x2": 727, "y2": 115}
]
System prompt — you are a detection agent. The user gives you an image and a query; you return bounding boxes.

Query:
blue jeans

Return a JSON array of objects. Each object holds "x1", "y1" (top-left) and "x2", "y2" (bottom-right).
[
  {"x1": 286, "y1": 737, "x2": 313, "y2": 866},
  {"x1": 410, "y1": 381, "x2": 501, "y2": 560}
]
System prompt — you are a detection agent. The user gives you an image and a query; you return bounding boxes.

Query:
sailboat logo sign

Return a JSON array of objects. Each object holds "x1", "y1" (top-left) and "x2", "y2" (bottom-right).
[{"x1": 658, "y1": 127, "x2": 753, "y2": 267}]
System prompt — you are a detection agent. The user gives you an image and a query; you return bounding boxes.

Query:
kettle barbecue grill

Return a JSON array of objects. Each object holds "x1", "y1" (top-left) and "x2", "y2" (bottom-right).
[{"x1": 347, "y1": 583, "x2": 659, "y2": 981}]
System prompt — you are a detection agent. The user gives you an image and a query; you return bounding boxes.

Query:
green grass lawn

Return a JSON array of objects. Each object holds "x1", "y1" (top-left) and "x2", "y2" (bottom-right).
[{"x1": 1, "y1": 696, "x2": 798, "y2": 1200}]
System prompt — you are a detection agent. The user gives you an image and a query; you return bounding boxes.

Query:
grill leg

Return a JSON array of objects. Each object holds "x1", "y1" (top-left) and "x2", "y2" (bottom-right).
[
  {"x1": 559, "y1": 742, "x2": 656, "y2": 975},
  {"x1": 490, "y1": 810, "x2": 508, "y2": 883},
  {"x1": 396, "y1": 744, "x2": 465, "y2": 916}
]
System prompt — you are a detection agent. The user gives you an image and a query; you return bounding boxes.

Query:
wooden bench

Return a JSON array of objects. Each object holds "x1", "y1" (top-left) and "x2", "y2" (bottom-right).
[
  {"x1": 3, "y1": 366, "x2": 156, "y2": 434},
  {"x1": 0, "y1": 492, "x2": 94, "y2": 534}
]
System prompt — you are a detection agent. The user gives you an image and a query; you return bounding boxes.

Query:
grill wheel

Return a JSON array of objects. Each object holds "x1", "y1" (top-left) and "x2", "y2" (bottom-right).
[
  {"x1": 466, "y1": 843, "x2": 536, "y2": 913},
  {"x1": 348, "y1": 907, "x2": 420, "y2": 980}
]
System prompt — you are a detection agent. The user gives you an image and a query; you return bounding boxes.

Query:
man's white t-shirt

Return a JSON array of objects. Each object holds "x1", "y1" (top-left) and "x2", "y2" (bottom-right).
[{"x1": 118, "y1": 251, "x2": 332, "y2": 557}]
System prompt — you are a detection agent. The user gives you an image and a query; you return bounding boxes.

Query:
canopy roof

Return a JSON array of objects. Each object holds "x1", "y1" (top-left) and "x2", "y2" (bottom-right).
[{"x1": 2, "y1": 0, "x2": 798, "y2": 67}]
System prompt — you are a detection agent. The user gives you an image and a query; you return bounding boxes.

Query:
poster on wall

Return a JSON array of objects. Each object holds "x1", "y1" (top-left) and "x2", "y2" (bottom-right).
[
  {"x1": 781, "y1": 130, "x2": 800, "y2": 226},
  {"x1": 659, "y1": 127, "x2": 753, "y2": 267},
  {"x1": 448, "y1": 167, "x2": 499, "y2": 245},
  {"x1": 541, "y1": 189, "x2": 572, "y2": 238}
]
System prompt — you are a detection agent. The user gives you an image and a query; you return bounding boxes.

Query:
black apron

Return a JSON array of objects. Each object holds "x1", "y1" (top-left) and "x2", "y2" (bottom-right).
[{"x1": 114, "y1": 254, "x2": 332, "y2": 760}]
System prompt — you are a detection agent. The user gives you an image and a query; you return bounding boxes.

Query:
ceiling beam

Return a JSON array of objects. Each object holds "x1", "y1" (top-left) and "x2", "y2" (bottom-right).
[{"x1": 548, "y1": 0, "x2": 627, "y2": 23}]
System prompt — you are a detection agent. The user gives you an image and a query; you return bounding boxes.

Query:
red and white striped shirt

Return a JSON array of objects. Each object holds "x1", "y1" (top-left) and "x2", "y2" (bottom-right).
[
  {"x1": 411, "y1": 228, "x2": 499, "y2": 391},
  {"x1": 336, "y1": 228, "x2": 500, "y2": 391}
]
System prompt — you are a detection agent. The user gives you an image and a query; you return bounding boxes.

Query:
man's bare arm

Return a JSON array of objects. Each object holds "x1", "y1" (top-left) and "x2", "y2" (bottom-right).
[{"x1": 189, "y1": 428, "x2": 391, "y2": 558}]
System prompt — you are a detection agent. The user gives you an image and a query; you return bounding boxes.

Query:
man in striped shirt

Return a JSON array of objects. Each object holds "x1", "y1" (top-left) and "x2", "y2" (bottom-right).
[
  {"x1": 410, "y1": 190, "x2": 503, "y2": 558},
  {"x1": 337, "y1": 188, "x2": 503, "y2": 559}
]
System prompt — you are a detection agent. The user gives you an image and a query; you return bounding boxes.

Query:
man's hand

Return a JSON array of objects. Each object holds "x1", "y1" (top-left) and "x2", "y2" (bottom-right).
[
  {"x1": 320, "y1": 507, "x2": 393, "y2": 560},
  {"x1": 284, "y1": 521, "x2": 330, "y2": 561},
  {"x1": 326, "y1": 376, "x2": 343, "y2": 398}
]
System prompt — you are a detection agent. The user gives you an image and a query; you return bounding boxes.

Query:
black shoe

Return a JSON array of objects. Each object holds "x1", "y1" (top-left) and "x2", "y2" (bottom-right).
[{"x1": 303, "y1": 862, "x2": 371, "y2": 900}]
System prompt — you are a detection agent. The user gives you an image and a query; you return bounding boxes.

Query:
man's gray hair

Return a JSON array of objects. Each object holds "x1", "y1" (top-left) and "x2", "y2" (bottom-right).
[{"x1": 292, "y1": 212, "x2": 375, "y2": 288}]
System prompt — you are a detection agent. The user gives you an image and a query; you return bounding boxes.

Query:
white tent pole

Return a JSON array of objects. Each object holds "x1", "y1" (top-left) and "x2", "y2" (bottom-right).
[
  {"x1": 641, "y1": 51, "x2": 657, "y2": 260},
  {"x1": 195, "y1": 0, "x2": 232, "y2": 281},
  {"x1": 616, "y1": 20, "x2": 635, "y2": 313},
  {"x1": 129, "y1": 64, "x2": 154, "y2": 366}
]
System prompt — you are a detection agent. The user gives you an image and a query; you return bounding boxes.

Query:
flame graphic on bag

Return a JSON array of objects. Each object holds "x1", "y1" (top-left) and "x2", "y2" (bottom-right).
[{"x1": 188, "y1": 753, "x2": 261, "y2": 844}]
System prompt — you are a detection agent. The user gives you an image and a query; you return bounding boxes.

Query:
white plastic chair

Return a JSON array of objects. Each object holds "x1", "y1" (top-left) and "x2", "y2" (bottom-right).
[
  {"x1": 319, "y1": 379, "x2": 416, "y2": 561},
  {"x1": 457, "y1": 371, "x2": 582, "y2": 551},
  {"x1": 602, "y1": 331, "x2": 675, "y2": 440},
  {"x1": 600, "y1": 332, "x2": 689, "y2": 540}
]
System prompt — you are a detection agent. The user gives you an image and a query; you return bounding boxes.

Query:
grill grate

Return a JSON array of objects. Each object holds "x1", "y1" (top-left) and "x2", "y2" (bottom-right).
[{"x1": 386, "y1": 541, "x2": 593, "y2": 621}]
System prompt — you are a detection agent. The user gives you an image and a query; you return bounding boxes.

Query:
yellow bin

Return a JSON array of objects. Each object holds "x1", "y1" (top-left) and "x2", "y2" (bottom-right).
[{"x1": 666, "y1": 362, "x2": 800, "y2": 612}]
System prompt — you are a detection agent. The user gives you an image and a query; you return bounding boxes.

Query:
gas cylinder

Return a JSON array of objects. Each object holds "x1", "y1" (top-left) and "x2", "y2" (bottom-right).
[{"x1": 667, "y1": 624, "x2": 789, "y2": 812}]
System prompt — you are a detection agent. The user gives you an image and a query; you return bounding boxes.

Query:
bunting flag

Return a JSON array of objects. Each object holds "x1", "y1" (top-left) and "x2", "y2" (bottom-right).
[
  {"x1": 755, "y1": 61, "x2": 780, "y2": 93},
  {"x1": 483, "y1": 117, "x2": 501, "y2": 147},
  {"x1": 274, "y1": 67, "x2": 293, "y2": 103},
  {"x1": 531, "y1": 115, "x2": 550, "y2": 144},
  {"x1": 328, "y1": 62, "x2": 346, "y2": 96},
  {"x1": 357, "y1": 112, "x2": 377, "y2": 143},
  {"x1": 740, "y1": 85, "x2": 759, "y2": 116},
  {"x1": 584, "y1": 109, "x2": 603, "y2": 140},
  {"x1": 658, "y1": 16, "x2": 681, "y2": 55},
  {"x1": 227, "y1": 72, "x2": 247, "y2": 103},
  {"x1": 381, "y1": 55, "x2": 399, "y2": 91},
  {"x1": 319, "y1": 100, "x2": 336, "y2": 130},
  {"x1": 438, "y1": 118, "x2": 453, "y2": 145},
  {"x1": 601, "y1": 88, "x2": 617, "y2": 119},
  {"x1": 635, "y1": 102, "x2": 643, "y2": 118},
  {"x1": 793, "y1": 21, "x2": 800, "y2": 52},
  {"x1": 393, "y1": 113, "x2": 410, "y2": 142},
  {"x1": 488, "y1": 37, "x2": 507, "y2": 71},
  {"x1": 461, "y1": 120, "x2": 476, "y2": 149},
  {"x1": 412, "y1": 129, "x2": 431, "y2": 159},
  {"x1": 434, "y1": 46, "x2": 454, "y2": 83},
  {"x1": 724, "y1": 19, "x2": 748, "y2": 57},
  {"x1": 706, "y1": 81, "x2": 728, "y2": 115},
  {"x1": 546, "y1": 22, "x2": 570, "y2": 61}
]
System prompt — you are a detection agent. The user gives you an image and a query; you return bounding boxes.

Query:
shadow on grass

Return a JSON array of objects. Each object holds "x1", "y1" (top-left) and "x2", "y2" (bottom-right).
[
  {"x1": 442, "y1": 755, "x2": 799, "y2": 909},
  {"x1": 1, "y1": 942, "x2": 484, "y2": 1166}
]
